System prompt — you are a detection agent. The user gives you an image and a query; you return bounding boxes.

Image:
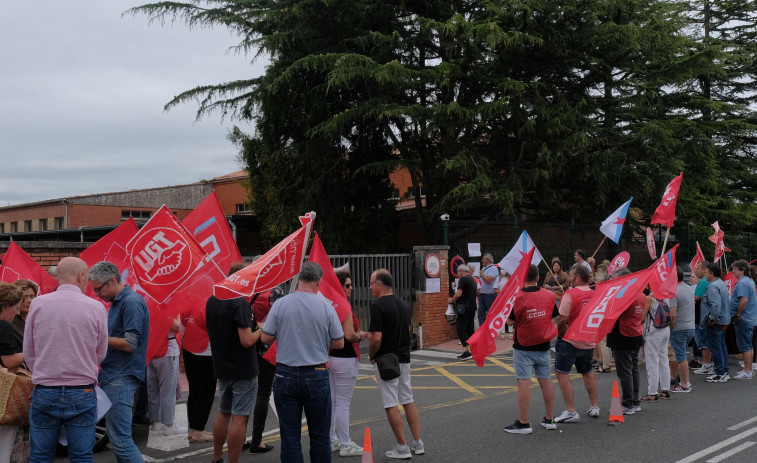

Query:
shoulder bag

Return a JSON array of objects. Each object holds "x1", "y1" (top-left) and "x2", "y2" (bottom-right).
[{"x1": 0, "y1": 366, "x2": 33, "y2": 426}]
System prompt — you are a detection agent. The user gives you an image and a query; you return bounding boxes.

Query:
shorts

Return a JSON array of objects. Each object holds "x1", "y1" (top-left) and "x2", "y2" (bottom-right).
[
  {"x1": 554, "y1": 338, "x2": 594, "y2": 374},
  {"x1": 694, "y1": 325, "x2": 708, "y2": 350},
  {"x1": 217, "y1": 376, "x2": 258, "y2": 416},
  {"x1": 513, "y1": 349, "x2": 552, "y2": 380},
  {"x1": 670, "y1": 329, "x2": 694, "y2": 362},
  {"x1": 374, "y1": 363, "x2": 413, "y2": 409},
  {"x1": 734, "y1": 319, "x2": 756, "y2": 353}
]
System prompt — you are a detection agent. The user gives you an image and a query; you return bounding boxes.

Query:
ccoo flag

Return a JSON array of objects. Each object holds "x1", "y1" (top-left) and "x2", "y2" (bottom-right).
[
  {"x1": 651, "y1": 173, "x2": 683, "y2": 228},
  {"x1": 600, "y1": 197, "x2": 633, "y2": 244},
  {"x1": 469, "y1": 247, "x2": 535, "y2": 366},
  {"x1": 648, "y1": 244, "x2": 678, "y2": 299},
  {"x1": 498, "y1": 231, "x2": 543, "y2": 276}
]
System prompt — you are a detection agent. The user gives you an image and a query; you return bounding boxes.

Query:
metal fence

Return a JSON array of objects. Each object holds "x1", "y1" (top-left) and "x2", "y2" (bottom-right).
[{"x1": 276, "y1": 253, "x2": 414, "y2": 330}]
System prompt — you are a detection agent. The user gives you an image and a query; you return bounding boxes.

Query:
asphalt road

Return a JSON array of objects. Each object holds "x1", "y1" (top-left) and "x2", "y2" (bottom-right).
[{"x1": 71, "y1": 346, "x2": 757, "y2": 463}]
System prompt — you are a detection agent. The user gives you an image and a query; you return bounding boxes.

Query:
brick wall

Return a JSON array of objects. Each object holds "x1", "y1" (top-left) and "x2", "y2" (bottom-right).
[
  {"x1": 0, "y1": 241, "x2": 89, "y2": 270},
  {"x1": 412, "y1": 246, "x2": 457, "y2": 348}
]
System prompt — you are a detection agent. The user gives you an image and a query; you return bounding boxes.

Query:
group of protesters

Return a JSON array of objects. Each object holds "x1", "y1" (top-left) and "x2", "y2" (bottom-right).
[
  {"x1": 458, "y1": 248, "x2": 756, "y2": 435},
  {"x1": 0, "y1": 255, "x2": 424, "y2": 463}
]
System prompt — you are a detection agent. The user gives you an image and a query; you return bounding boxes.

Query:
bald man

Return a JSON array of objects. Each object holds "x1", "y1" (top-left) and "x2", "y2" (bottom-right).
[{"x1": 24, "y1": 257, "x2": 108, "y2": 462}]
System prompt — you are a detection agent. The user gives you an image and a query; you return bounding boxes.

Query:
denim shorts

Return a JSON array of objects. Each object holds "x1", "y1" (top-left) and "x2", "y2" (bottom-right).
[
  {"x1": 670, "y1": 329, "x2": 694, "y2": 362},
  {"x1": 734, "y1": 320, "x2": 756, "y2": 353},
  {"x1": 554, "y1": 338, "x2": 593, "y2": 374},
  {"x1": 217, "y1": 377, "x2": 258, "y2": 416},
  {"x1": 513, "y1": 349, "x2": 552, "y2": 380}
]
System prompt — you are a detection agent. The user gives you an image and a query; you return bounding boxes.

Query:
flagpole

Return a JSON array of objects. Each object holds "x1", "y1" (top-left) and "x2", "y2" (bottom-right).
[
  {"x1": 660, "y1": 228, "x2": 671, "y2": 255},
  {"x1": 541, "y1": 257, "x2": 564, "y2": 292},
  {"x1": 288, "y1": 211, "x2": 317, "y2": 294},
  {"x1": 591, "y1": 236, "x2": 607, "y2": 260}
]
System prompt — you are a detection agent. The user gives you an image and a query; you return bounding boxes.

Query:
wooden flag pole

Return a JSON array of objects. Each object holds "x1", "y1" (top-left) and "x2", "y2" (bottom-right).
[
  {"x1": 660, "y1": 228, "x2": 671, "y2": 255},
  {"x1": 541, "y1": 257, "x2": 564, "y2": 291},
  {"x1": 591, "y1": 236, "x2": 607, "y2": 260}
]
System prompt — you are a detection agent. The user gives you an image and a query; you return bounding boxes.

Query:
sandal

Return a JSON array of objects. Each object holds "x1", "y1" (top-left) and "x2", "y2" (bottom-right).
[
  {"x1": 640, "y1": 394, "x2": 659, "y2": 401},
  {"x1": 594, "y1": 365, "x2": 612, "y2": 373}
]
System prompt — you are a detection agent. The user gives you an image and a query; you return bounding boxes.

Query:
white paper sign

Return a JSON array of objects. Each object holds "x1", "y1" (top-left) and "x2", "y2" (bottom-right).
[
  {"x1": 469, "y1": 262, "x2": 481, "y2": 274},
  {"x1": 426, "y1": 278, "x2": 441, "y2": 293},
  {"x1": 467, "y1": 243, "x2": 482, "y2": 257}
]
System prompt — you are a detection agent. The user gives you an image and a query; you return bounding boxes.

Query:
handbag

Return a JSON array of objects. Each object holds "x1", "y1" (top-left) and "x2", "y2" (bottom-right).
[
  {"x1": 455, "y1": 303, "x2": 467, "y2": 317},
  {"x1": 0, "y1": 366, "x2": 33, "y2": 426},
  {"x1": 375, "y1": 352, "x2": 401, "y2": 381}
]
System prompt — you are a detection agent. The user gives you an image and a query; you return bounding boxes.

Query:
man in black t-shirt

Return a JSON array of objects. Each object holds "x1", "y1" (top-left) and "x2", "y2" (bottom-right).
[
  {"x1": 368, "y1": 269, "x2": 424, "y2": 459},
  {"x1": 205, "y1": 294, "x2": 262, "y2": 463},
  {"x1": 449, "y1": 264, "x2": 477, "y2": 360}
]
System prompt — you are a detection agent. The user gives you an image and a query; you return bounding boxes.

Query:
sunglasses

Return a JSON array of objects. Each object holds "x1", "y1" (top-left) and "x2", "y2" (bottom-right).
[{"x1": 344, "y1": 283, "x2": 353, "y2": 288}]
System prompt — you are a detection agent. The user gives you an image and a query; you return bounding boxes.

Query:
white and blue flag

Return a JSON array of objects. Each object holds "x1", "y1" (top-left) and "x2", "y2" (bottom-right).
[{"x1": 599, "y1": 197, "x2": 633, "y2": 244}]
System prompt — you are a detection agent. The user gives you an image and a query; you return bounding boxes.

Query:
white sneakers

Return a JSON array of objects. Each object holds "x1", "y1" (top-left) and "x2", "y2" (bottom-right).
[
  {"x1": 733, "y1": 370, "x2": 754, "y2": 380},
  {"x1": 587, "y1": 406, "x2": 600, "y2": 418},
  {"x1": 554, "y1": 409, "x2": 580, "y2": 423},
  {"x1": 693, "y1": 364, "x2": 714, "y2": 375},
  {"x1": 339, "y1": 441, "x2": 363, "y2": 457},
  {"x1": 163, "y1": 424, "x2": 188, "y2": 436}
]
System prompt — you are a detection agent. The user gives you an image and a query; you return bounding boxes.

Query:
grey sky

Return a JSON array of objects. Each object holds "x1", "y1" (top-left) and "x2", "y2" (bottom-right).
[{"x1": 0, "y1": 1, "x2": 266, "y2": 206}]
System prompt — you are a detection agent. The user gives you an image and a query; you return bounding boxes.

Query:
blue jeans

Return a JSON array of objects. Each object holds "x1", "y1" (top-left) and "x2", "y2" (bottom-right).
[
  {"x1": 477, "y1": 293, "x2": 496, "y2": 326},
  {"x1": 29, "y1": 386, "x2": 97, "y2": 463},
  {"x1": 274, "y1": 365, "x2": 331, "y2": 463},
  {"x1": 706, "y1": 325, "x2": 729, "y2": 375},
  {"x1": 101, "y1": 376, "x2": 145, "y2": 463}
]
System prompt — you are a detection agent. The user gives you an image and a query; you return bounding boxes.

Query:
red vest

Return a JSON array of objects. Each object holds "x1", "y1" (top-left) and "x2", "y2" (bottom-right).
[
  {"x1": 564, "y1": 287, "x2": 594, "y2": 326},
  {"x1": 513, "y1": 288, "x2": 558, "y2": 346},
  {"x1": 181, "y1": 305, "x2": 209, "y2": 354},
  {"x1": 617, "y1": 293, "x2": 645, "y2": 337}
]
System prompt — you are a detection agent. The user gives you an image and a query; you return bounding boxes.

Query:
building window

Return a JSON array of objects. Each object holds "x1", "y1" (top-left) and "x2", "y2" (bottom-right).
[
  {"x1": 236, "y1": 203, "x2": 251, "y2": 213},
  {"x1": 121, "y1": 210, "x2": 152, "y2": 220},
  {"x1": 390, "y1": 188, "x2": 400, "y2": 200},
  {"x1": 39, "y1": 218, "x2": 48, "y2": 231},
  {"x1": 24, "y1": 220, "x2": 33, "y2": 232},
  {"x1": 0, "y1": 224, "x2": 4, "y2": 234},
  {"x1": 54, "y1": 217, "x2": 64, "y2": 230},
  {"x1": 407, "y1": 186, "x2": 425, "y2": 199},
  {"x1": 11, "y1": 222, "x2": 18, "y2": 233}
]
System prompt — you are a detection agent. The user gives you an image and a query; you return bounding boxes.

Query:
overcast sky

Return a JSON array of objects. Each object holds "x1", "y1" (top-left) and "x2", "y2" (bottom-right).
[{"x1": 0, "y1": 1, "x2": 267, "y2": 206}]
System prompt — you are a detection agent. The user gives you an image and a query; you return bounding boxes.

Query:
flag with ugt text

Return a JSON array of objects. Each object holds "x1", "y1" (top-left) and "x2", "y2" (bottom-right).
[
  {"x1": 564, "y1": 268, "x2": 653, "y2": 344},
  {"x1": 689, "y1": 242, "x2": 704, "y2": 273},
  {"x1": 498, "y1": 231, "x2": 543, "y2": 276},
  {"x1": 126, "y1": 205, "x2": 210, "y2": 305},
  {"x1": 0, "y1": 242, "x2": 58, "y2": 295},
  {"x1": 651, "y1": 173, "x2": 683, "y2": 228},
  {"x1": 469, "y1": 247, "x2": 535, "y2": 367},
  {"x1": 79, "y1": 217, "x2": 140, "y2": 302},
  {"x1": 600, "y1": 197, "x2": 633, "y2": 244},
  {"x1": 214, "y1": 212, "x2": 314, "y2": 300},
  {"x1": 648, "y1": 244, "x2": 678, "y2": 299}
]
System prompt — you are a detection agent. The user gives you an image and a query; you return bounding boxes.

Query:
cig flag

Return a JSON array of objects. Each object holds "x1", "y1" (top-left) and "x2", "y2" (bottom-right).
[
  {"x1": 498, "y1": 231, "x2": 543, "y2": 275},
  {"x1": 469, "y1": 247, "x2": 535, "y2": 366},
  {"x1": 651, "y1": 173, "x2": 683, "y2": 227},
  {"x1": 600, "y1": 197, "x2": 633, "y2": 244},
  {"x1": 214, "y1": 212, "x2": 315, "y2": 299}
]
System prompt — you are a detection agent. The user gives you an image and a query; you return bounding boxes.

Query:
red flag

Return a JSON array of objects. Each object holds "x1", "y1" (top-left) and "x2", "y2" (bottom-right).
[
  {"x1": 214, "y1": 212, "x2": 315, "y2": 300},
  {"x1": 648, "y1": 244, "x2": 678, "y2": 299},
  {"x1": 468, "y1": 247, "x2": 535, "y2": 367},
  {"x1": 308, "y1": 233, "x2": 352, "y2": 323},
  {"x1": 564, "y1": 268, "x2": 653, "y2": 344},
  {"x1": 80, "y1": 218, "x2": 140, "y2": 301},
  {"x1": 710, "y1": 222, "x2": 731, "y2": 262},
  {"x1": 651, "y1": 173, "x2": 683, "y2": 227},
  {"x1": 689, "y1": 242, "x2": 704, "y2": 273},
  {"x1": 126, "y1": 205, "x2": 210, "y2": 304},
  {"x1": 723, "y1": 272, "x2": 736, "y2": 296},
  {"x1": 646, "y1": 227, "x2": 657, "y2": 260},
  {"x1": 182, "y1": 191, "x2": 242, "y2": 276},
  {"x1": 0, "y1": 242, "x2": 57, "y2": 295}
]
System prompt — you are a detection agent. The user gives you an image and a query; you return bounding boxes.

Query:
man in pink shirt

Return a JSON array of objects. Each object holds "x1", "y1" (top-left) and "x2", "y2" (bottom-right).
[{"x1": 23, "y1": 257, "x2": 108, "y2": 462}]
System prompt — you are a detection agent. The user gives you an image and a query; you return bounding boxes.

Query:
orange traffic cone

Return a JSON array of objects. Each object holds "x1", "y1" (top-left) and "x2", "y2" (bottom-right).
[
  {"x1": 361, "y1": 427, "x2": 373, "y2": 463},
  {"x1": 608, "y1": 380, "x2": 624, "y2": 426}
]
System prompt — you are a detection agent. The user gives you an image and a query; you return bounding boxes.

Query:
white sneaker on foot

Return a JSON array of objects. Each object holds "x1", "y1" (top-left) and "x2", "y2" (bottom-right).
[
  {"x1": 332, "y1": 440, "x2": 340, "y2": 452},
  {"x1": 554, "y1": 409, "x2": 579, "y2": 423},
  {"x1": 163, "y1": 424, "x2": 188, "y2": 436},
  {"x1": 150, "y1": 422, "x2": 165, "y2": 431},
  {"x1": 339, "y1": 441, "x2": 363, "y2": 457},
  {"x1": 734, "y1": 370, "x2": 753, "y2": 380},
  {"x1": 587, "y1": 406, "x2": 600, "y2": 418},
  {"x1": 385, "y1": 446, "x2": 412, "y2": 459},
  {"x1": 411, "y1": 440, "x2": 425, "y2": 455}
]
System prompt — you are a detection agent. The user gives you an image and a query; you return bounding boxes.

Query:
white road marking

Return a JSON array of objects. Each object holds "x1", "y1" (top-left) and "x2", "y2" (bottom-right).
[
  {"x1": 728, "y1": 416, "x2": 757, "y2": 431},
  {"x1": 146, "y1": 403, "x2": 190, "y2": 451},
  {"x1": 705, "y1": 441, "x2": 756, "y2": 463},
  {"x1": 674, "y1": 427, "x2": 757, "y2": 463}
]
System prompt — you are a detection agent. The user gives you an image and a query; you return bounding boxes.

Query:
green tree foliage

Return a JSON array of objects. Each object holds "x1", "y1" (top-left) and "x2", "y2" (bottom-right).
[{"x1": 129, "y1": 0, "x2": 757, "y2": 250}]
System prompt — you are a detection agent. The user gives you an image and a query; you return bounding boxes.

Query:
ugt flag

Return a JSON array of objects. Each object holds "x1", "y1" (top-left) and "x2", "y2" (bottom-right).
[
  {"x1": 0, "y1": 242, "x2": 58, "y2": 295},
  {"x1": 498, "y1": 231, "x2": 543, "y2": 276},
  {"x1": 689, "y1": 242, "x2": 704, "y2": 273},
  {"x1": 564, "y1": 268, "x2": 653, "y2": 344},
  {"x1": 214, "y1": 212, "x2": 315, "y2": 299},
  {"x1": 126, "y1": 205, "x2": 210, "y2": 304},
  {"x1": 600, "y1": 197, "x2": 633, "y2": 244},
  {"x1": 469, "y1": 247, "x2": 535, "y2": 367},
  {"x1": 648, "y1": 244, "x2": 678, "y2": 299},
  {"x1": 651, "y1": 173, "x2": 683, "y2": 227}
]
